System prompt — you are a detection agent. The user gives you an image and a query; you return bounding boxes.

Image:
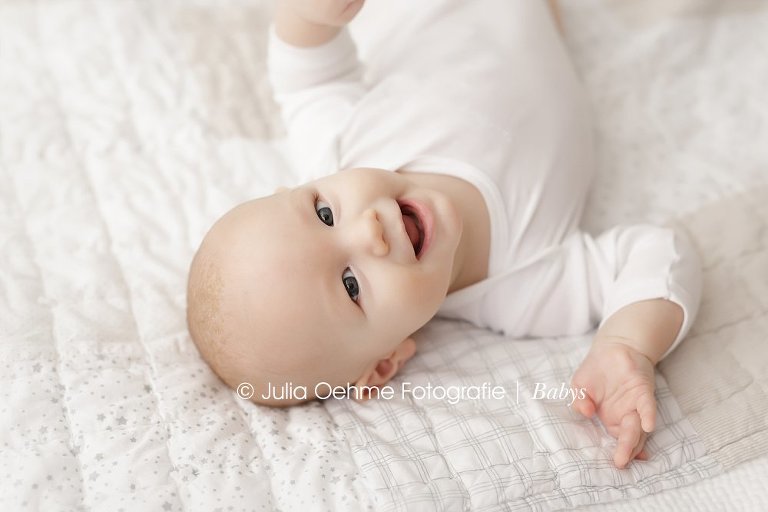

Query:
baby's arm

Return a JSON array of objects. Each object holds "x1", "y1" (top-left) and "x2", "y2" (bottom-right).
[
  {"x1": 571, "y1": 299, "x2": 682, "y2": 468},
  {"x1": 568, "y1": 224, "x2": 702, "y2": 468},
  {"x1": 268, "y1": 0, "x2": 367, "y2": 181},
  {"x1": 595, "y1": 298, "x2": 684, "y2": 366},
  {"x1": 275, "y1": 0, "x2": 363, "y2": 47}
]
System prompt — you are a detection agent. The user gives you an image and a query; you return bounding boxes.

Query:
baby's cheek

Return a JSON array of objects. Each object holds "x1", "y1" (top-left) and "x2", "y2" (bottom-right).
[{"x1": 395, "y1": 271, "x2": 447, "y2": 318}]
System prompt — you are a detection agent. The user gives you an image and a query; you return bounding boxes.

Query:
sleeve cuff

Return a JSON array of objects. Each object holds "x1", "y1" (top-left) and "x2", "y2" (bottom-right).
[
  {"x1": 595, "y1": 224, "x2": 703, "y2": 362},
  {"x1": 598, "y1": 281, "x2": 699, "y2": 362},
  {"x1": 267, "y1": 24, "x2": 359, "y2": 92}
]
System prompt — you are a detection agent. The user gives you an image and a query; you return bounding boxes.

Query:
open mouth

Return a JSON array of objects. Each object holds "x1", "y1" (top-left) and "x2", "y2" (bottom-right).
[{"x1": 398, "y1": 202, "x2": 425, "y2": 259}]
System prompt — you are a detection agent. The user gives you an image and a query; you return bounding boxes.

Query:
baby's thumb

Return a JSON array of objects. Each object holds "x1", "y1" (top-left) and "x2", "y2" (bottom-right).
[
  {"x1": 570, "y1": 390, "x2": 596, "y2": 418},
  {"x1": 569, "y1": 371, "x2": 596, "y2": 418}
]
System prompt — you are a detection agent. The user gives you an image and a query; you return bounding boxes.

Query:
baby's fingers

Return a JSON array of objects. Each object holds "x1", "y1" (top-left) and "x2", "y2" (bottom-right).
[
  {"x1": 628, "y1": 431, "x2": 648, "y2": 462},
  {"x1": 614, "y1": 412, "x2": 642, "y2": 468},
  {"x1": 570, "y1": 391, "x2": 596, "y2": 419},
  {"x1": 637, "y1": 391, "x2": 657, "y2": 433}
]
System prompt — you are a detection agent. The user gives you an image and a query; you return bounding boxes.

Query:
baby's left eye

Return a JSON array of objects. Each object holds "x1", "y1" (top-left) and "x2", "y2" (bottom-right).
[
  {"x1": 315, "y1": 197, "x2": 334, "y2": 226},
  {"x1": 342, "y1": 268, "x2": 360, "y2": 303}
]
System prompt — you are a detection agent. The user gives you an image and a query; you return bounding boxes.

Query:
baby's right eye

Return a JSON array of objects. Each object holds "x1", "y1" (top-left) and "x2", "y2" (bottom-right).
[{"x1": 315, "y1": 196, "x2": 334, "y2": 226}]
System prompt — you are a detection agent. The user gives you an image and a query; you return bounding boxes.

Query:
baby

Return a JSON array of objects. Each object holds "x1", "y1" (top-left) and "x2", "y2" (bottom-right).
[{"x1": 187, "y1": 0, "x2": 702, "y2": 469}]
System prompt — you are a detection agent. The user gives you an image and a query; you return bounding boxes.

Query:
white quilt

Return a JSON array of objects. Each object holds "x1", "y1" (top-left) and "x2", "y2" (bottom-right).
[{"x1": 1, "y1": 0, "x2": 767, "y2": 511}]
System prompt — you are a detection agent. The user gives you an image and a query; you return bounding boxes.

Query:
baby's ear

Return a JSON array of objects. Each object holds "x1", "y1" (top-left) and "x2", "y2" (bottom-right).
[{"x1": 353, "y1": 337, "x2": 417, "y2": 401}]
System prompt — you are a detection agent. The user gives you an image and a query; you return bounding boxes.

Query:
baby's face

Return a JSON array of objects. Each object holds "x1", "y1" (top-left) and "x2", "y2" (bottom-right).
[{"x1": 196, "y1": 167, "x2": 464, "y2": 404}]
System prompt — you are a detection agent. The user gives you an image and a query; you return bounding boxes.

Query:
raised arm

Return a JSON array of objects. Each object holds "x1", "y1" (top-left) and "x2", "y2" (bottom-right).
[
  {"x1": 268, "y1": 0, "x2": 367, "y2": 182},
  {"x1": 275, "y1": 0, "x2": 364, "y2": 47}
]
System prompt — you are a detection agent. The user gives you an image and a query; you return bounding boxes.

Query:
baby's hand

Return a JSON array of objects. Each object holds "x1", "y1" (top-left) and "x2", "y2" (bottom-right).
[
  {"x1": 570, "y1": 338, "x2": 657, "y2": 468},
  {"x1": 279, "y1": 0, "x2": 366, "y2": 28}
]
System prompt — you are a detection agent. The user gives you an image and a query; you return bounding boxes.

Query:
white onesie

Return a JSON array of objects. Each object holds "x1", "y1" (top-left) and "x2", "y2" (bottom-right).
[{"x1": 266, "y1": 0, "x2": 702, "y2": 359}]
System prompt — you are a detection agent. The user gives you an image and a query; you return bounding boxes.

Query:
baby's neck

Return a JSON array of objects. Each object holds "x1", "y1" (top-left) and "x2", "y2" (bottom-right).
[{"x1": 397, "y1": 169, "x2": 490, "y2": 293}]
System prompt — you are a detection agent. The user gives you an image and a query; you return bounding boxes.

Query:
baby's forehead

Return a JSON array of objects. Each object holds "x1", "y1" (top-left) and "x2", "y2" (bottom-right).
[
  {"x1": 223, "y1": 193, "x2": 300, "y2": 235},
  {"x1": 215, "y1": 197, "x2": 325, "y2": 302},
  {"x1": 293, "y1": 167, "x2": 382, "y2": 191}
]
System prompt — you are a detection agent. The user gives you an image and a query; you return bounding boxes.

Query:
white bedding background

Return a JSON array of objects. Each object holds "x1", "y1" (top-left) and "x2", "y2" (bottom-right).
[{"x1": 1, "y1": 0, "x2": 767, "y2": 511}]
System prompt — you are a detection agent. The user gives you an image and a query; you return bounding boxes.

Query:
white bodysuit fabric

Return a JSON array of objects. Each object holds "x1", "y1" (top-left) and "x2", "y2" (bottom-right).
[{"x1": 266, "y1": 0, "x2": 702, "y2": 359}]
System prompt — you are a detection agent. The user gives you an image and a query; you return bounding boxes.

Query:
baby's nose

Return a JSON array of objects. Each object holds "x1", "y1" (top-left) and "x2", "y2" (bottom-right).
[{"x1": 355, "y1": 208, "x2": 389, "y2": 257}]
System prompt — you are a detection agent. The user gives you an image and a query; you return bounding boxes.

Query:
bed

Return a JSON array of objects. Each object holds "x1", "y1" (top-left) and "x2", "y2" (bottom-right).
[{"x1": 1, "y1": 0, "x2": 766, "y2": 510}]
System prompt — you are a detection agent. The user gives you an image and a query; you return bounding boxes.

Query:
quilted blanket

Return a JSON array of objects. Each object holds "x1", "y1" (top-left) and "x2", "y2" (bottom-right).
[{"x1": 1, "y1": 0, "x2": 766, "y2": 511}]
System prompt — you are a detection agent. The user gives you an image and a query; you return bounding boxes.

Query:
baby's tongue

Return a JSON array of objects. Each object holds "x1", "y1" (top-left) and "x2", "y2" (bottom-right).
[{"x1": 403, "y1": 213, "x2": 420, "y2": 250}]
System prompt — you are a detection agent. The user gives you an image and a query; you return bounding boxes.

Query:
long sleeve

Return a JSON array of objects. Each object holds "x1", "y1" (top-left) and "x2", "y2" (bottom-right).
[
  {"x1": 438, "y1": 223, "x2": 703, "y2": 362},
  {"x1": 266, "y1": 24, "x2": 367, "y2": 183},
  {"x1": 584, "y1": 223, "x2": 703, "y2": 360}
]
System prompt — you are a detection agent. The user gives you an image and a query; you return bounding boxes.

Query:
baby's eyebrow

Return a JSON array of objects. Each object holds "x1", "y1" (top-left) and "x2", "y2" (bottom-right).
[{"x1": 290, "y1": 187, "x2": 315, "y2": 230}]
